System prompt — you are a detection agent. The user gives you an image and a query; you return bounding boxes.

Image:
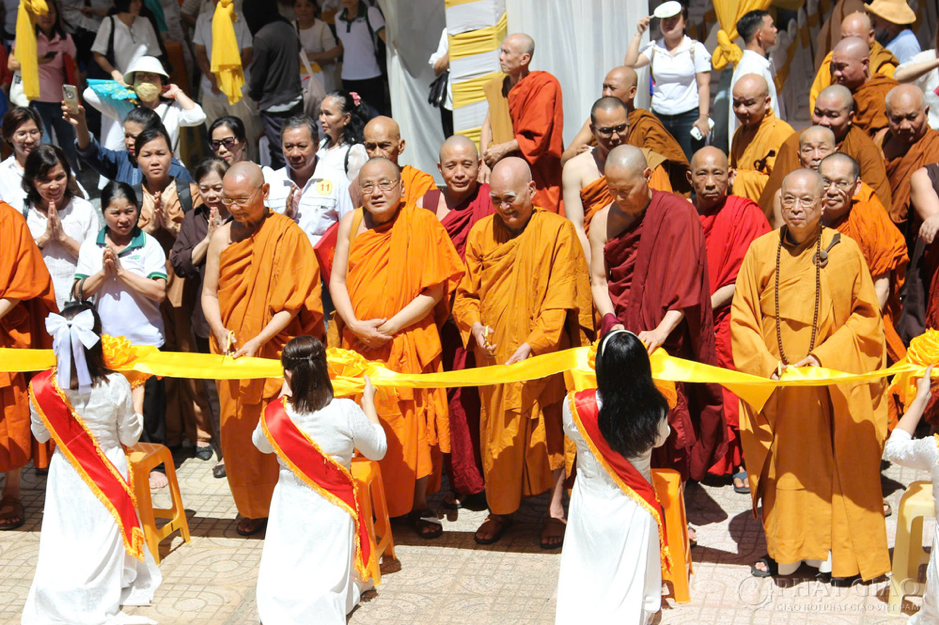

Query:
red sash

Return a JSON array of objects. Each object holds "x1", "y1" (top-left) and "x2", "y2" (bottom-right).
[
  {"x1": 28, "y1": 369, "x2": 145, "y2": 561},
  {"x1": 569, "y1": 389, "x2": 672, "y2": 573},
  {"x1": 261, "y1": 398, "x2": 374, "y2": 582}
]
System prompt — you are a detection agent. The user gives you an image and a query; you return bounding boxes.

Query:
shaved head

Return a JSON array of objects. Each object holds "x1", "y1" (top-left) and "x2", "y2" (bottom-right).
[
  {"x1": 831, "y1": 37, "x2": 871, "y2": 90},
  {"x1": 226, "y1": 161, "x2": 265, "y2": 187},
  {"x1": 782, "y1": 168, "x2": 826, "y2": 197},
  {"x1": 840, "y1": 12, "x2": 873, "y2": 40},
  {"x1": 364, "y1": 116, "x2": 400, "y2": 141},
  {"x1": 364, "y1": 116, "x2": 404, "y2": 162},
  {"x1": 491, "y1": 156, "x2": 532, "y2": 185},
  {"x1": 885, "y1": 84, "x2": 930, "y2": 146},
  {"x1": 500, "y1": 33, "x2": 534, "y2": 76},
  {"x1": 689, "y1": 146, "x2": 730, "y2": 211},
  {"x1": 800, "y1": 125, "x2": 837, "y2": 146},
  {"x1": 438, "y1": 135, "x2": 481, "y2": 197},
  {"x1": 734, "y1": 73, "x2": 770, "y2": 99},
  {"x1": 360, "y1": 156, "x2": 401, "y2": 182},
  {"x1": 813, "y1": 85, "x2": 855, "y2": 140},
  {"x1": 359, "y1": 157, "x2": 403, "y2": 224},
  {"x1": 504, "y1": 33, "x2": 535, "y2": 56},
  {"x1": 886, "y1": 84, "x2": 927, "y2": 113},
  {"x1": 732, "y1": 73, "x2": 771, "y2": 127},
  {"x1": 819, "y1": 153, "x2": 861, "y2": 224},
  {"x1": 798, "y1": 125, "x2": 837, "y2": 170},
  {"x1": 223, "y1": 161, "x2": 268, "y2": 225},
  {"x1": 605, "y1": 145, "x2": 652, "y2": 215},
  {"x1": 690, "y1": 145, "x2": 728, "y2": 171},
  {"x1": 780, "y1": 169, "x2": 825, "y2": 239},
  {"x1": 590, "y1": 96, "x2": 629, "y2": 153},
  {"x1": 439, "y1": 134, "x2": 478, "y2": 162},
  {"x1": 591, "y1": 96, "x2": 628, "y2": 122},
  {"x1": 833, "y1": 36, "x2": 871, "y2": 60},
  {"x1": 602, "y1": 66, "x2": 638, "y2": 105},
  {"x1": 605, "y1": 145, "x2": 648, "y2": 178},
  {"x1": 816, "y1": 84, "x2": 854, "y2": 111},
  {"x1": 489, "y1": 157, "x2": 535, "y2": 234}
]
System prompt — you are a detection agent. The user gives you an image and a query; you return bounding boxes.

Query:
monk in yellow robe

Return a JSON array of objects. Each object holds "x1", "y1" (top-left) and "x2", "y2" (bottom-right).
[
  {"x1": 767, "y1": 126, "x2": 837, "y2": 228},
  {"x1": 814, "y1": 0, "x2": 866, "y2": 71},
  {"x1": 331, "y1": 157, "x2": 464, "y2": 536},
  {"x1": 0, "y1": 201, "x2": 56, "y2": 529},
  {"x1": 348, "y1": 116, "x2": 436, "y2": 208},
  {"x1": 731, "y1": 168, "x2": 889, "y2": 583},
  {"x1": 202, "y1": 163, "x2": 324, "y2": 535},
  {"x1": 759, "y1": 85, "x2": 892, "y2": 216},
  {"x1": 453, "y1": 157, "x2": 592, "y2": 548},
  {"x1": 810, "y1": 11, "x2": 898, "y2": 110},
  {"x1": 729, "y1": 74, "x2": 795, "y2": 203},
  {"x1": 831, "y1": 37, "x2": 899, "y2": 142}
]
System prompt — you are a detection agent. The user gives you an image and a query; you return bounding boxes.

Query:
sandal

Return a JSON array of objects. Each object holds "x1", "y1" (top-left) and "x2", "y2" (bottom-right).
[
  {"x1": 408, "y1": 508, "x2": 443, "y2": 539},
  {"x1": 474, "y1": 513, "x2": 513, "y2": 545},
  {"x1": 733, "y1": 470, "x2": 750, "y2": 494},
  {"x1": 0, "y1": 496, "x2": 24, "y2": 531},
  {"x1": 540, "y1": 517, "x2": 566, "y2": 550},
  {"x1": 750, "y1": 555, "x2": 778, "y2": 578},
  {"x1": 236, "y1": 517, "x2": 267, "y2": 536},
  {"x1": 442, "y1": 490, "x2": 487, "y2": 511},
  {"x1": 883, "y1": 500, "x2": 893, "y2": 518}
]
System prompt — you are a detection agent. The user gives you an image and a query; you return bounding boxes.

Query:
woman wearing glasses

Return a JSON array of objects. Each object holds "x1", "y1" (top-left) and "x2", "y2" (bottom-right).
[
  {"x1": 0, "y1": 107, "x2": 44, "y2": 208},
  {"x1": 209, "y1": 116, "x2": 251, "y2": 166}
]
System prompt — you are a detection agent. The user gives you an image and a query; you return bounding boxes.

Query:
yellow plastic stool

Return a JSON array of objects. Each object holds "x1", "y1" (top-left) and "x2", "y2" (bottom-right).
[
  {"x1": 351, "y1": 457, "x2": 396, "y2": 585},
  {"x1": 125, "y1": 442, "x2": 191, "y2": 565},
  {"x1": 889, "y1": 480, "x2": 935, "y2": 612},
  {"x1": 652, "y1": 468, "x2": 693, "y2": 603}
]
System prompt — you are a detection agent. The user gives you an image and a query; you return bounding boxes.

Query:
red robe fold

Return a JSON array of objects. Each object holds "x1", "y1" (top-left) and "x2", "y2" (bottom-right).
[
  {"x1": 508, "y1": 71, "x2": 564, "y2": 215},
  {"x1": 698, "y1": 196, "x2": 771, "y2": 475},
  {"x1": 604, "y1": 191, "x2": 726, "y2": 481},
  {"x1": 420, "y1": 183, "x2": 494, "y2": 260}
]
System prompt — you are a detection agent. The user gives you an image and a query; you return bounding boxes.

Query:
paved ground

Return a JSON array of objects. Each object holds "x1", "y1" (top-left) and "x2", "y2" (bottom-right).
[{"x1": 0, "y1": 447, "x2": 931, "y2": 625}]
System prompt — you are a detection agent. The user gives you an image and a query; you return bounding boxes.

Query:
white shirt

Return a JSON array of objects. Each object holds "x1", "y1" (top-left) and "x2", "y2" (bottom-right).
[
  {"x1": 59, "y1": 0, "x2": 112, "y2": 34},
  {"x1": 335, "y1": 5, "x2": 385, "y2": 81},
  {"x1": 729, "y1": 49, "x2": 783, "y2": 151},
  {"x1": 75, "y1": 228, "x2": 167, "y2": 347},
  {"x1": 887, "y1": 29, "x2": 922, "y2": 65},
  {"x1": 428, "y1": 28, "x2": 452, "y2": 110},
  {"x1": 641, "y1": 36, "x2": 711, "y2": 115},
  {"x1": 90, "y1": 15, "x2": 162, "y2": 74},
  {"x1": 263, "y1": 163, "x2": 355, "y2": 246},
  {"x1": 0, "y1": 156, "x2": 26, "y2": 209},
  {"x1": 316, "y1": 139, "x2": 368, "y2": 183},
  {"x1": 25, "y1": 197, "x2": 100, "y2": 311},
  {"x1": 193, "y1": 10, "x2": 253, "y2": 98},
  {"x1": 898, "y1": 50, "x2": 939, "y2": 130}
]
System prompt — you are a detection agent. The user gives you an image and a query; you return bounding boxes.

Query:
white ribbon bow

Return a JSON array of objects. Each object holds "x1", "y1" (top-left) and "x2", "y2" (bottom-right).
[{"x1": 45, "y1": 310, "x2": 101, "y2": 392}]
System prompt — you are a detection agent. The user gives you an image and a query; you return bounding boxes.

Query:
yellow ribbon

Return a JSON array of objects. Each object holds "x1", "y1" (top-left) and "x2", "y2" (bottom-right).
[
  {"x1": 14, "y1": 0, "x2": 49, "y2": 102},
  {"x1": 712, "y1": 29, "x2": 743, "y2": 71},
  {"x1": 211, "y1": 0, "x2": 244, "y2": 105}
]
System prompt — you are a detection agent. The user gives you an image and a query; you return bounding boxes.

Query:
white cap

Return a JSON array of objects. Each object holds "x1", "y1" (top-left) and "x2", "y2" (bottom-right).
[
  {"x1": 123, "y1": 55, "x2": 169, "y2": 85},
  {"x1": 653, "y1": 1, "x2": 683, "y2": 19}
]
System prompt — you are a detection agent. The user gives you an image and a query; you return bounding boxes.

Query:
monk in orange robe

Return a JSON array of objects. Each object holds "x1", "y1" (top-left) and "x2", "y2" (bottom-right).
[
  {"x1": 481, "y1": 34, "x2": 564, "y2": 215},
  {"x1": 810, "y1": 12, "x2": 898, "y2": 110},
  {"x1": 0, "y1": 201, "x2": 56, "y2": 529},
  {"x1": 830, "y1": 37, "x2": 898, "y2": 142},
  {"x1": 880, "y1": 85, "x2": 939, "y2": 230},
  {"x1": 202, "y1": 163, "x2": 324, "y2": 535},
  {"x1": 767, "y1": 126, "x2": 837, "y2": 227},
  {"x1": 590, "y1": 145, "x2": 726, "y2": 483},
  {"x1": 453, "y1": 157, "x2": 592, "y2": 548},
  {"x1": 729, "y1": 74, "x2": 795, "y2": 203},
  {"x1": 348, "y1": 116, "x2": 436, "y2": 208},
  {"x1": 689, "y1": 148, "x2": 770, "y2": 485},
  {"x1": 759, "y1": 85, "x2": 892, "y2": 216},
  {"x1": 814, "y1": 0, "x2": 865, "y2": 70},
  {"x1": 331, "y1": 157, "x2": 464, "y2": 536},
  {"x1": 731, "y1": 168, "x2": 889, "y2": 582}
]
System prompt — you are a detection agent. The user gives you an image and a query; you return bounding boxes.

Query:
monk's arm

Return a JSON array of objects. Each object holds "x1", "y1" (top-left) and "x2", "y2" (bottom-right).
[
  {"x1": 561, "y1": 163, "x2": 590, "y2": 265},
  {"x1": 452, "y1": 237, "x2": 486, "y2": 348},
  {"x1": 201, "y1": 229, "x2": 230, "y2": 350},
  {"x1": 872, "y1": 274, "x2": 890, "y2": 309},
  {"x1": 377, "y1": 282, "x2": 445, "y2": 336},
  {"x1": 638, "y1": 310, "x2": 683, "y2": 355},
  {"x1": 894, "y1": 56, "x2": 939, "y2": 84},
  {"x1": 560, "y1": 120, "x2": 592, "y2": 166},
  {"x1": 587, "y1": 215, "x2": 620, "y2": 327},
  {"x1": 234, "y1": 310, "x2": 293, "y2": 359},
  {"x1": 711, "y1": 284, "x2": 736, "y2": 310},
  {"x1": 912, "y1": 167, "x2": 939, "y2": 244},
  {"x1": 0, "y1": 298, "x2": 20, "y2": 320}
]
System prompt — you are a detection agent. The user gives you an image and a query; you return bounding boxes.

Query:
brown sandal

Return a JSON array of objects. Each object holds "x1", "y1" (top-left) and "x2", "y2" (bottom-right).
[
  {"x1": 0, "y1": 496, "x2": 25, "y2": 530},
  {"x1": 408, "y1": 509, "x2": 443, "y2": 539},
  {"x1": 540, "y1": 517, "x2": 566, "y2": 550},
  {"x1": 474, "y1": 514, "x2": 513, "y2": 545}
]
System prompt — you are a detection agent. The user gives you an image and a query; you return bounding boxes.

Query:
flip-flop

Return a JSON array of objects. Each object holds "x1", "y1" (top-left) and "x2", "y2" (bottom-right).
[
  {"x1": 750, "y1": 555, "x2": 778, "y2": 578},
  {"x1": 474, "y1": 514, "x2": 513, "y2": 545},
  {"x1": 236, "y1": 517, "x2": 267, "y2": 537},
  {"x1": 408, "y1": 509, "x2": 443, "y2": 539},
  {"x1": 733, "y1": 470, "x2": 750, "y2": 494},
  {"x1": 0, "y1": 496, "x2": 24, "y2": 531},
  {"x1": 540, "y1": 517, "x2": 566, "y2": 550}
]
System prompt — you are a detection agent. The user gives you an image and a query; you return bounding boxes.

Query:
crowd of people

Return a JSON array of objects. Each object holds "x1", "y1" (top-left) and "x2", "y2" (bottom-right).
[{"x1": 2, "y1": 0, "x2": 939, "y2": 623}]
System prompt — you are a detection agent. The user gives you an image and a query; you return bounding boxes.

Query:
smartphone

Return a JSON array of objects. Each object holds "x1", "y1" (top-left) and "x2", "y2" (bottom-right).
[
  {"x1": 62, "y1": 85, "x2": 79, "y2": 115},
  {"x1": 44, "y1": 51, "x2": 56, "y2": 59}
]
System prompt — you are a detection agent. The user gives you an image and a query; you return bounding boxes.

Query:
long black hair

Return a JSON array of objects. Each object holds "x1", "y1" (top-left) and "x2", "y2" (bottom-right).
[
  {"x1": 595, "y1": 331, "x2": 668, "y2": 459},
  {"x1": 282, "y1": 336, "x2": 333, "y2": 414},
  {"x1": 58, "y1": 302, "x2": 113, "y2": 389},
  {"x1": 323, "y1": 91, "x2": 369, "y2": 146}
]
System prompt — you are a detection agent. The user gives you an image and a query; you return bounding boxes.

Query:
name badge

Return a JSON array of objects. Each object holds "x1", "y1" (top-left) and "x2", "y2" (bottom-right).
[{"x1": 315, "y1": 180, "x2": 333, "y2": 196}]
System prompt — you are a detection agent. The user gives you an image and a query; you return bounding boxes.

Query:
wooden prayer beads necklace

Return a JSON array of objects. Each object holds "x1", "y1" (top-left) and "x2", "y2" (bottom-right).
[{"x1": 774, "y1": 228, "x2": 823, "y2": 366}]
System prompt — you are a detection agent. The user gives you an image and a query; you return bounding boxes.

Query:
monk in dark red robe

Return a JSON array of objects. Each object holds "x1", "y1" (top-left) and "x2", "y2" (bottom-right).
[{"x1": 588, "y1": 145, "x2": 726, "y2": 481}]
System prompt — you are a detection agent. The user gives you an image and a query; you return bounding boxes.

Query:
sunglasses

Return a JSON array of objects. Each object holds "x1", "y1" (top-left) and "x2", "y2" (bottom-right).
[{"x1": 210, "y1": 137, "x2": 239, "y2": 151}]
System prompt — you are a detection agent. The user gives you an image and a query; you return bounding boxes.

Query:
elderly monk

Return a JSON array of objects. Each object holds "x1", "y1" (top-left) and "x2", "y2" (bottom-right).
[
  {"x1": 331, "y1": 157, "x2": 464, "y2": 537},
  {"x1": 0, "y1": 201, "x2": 56, "y2": 529},
  {"x1": 689, "y1": 148, "x2": 770, "y2": 485},
  {"x1": 202, "y1": 162, "x2": 325, "y2": 536},
  {"x1": 730, "y1": 74, "x2": 795, "y2": 203},
  {"x1": 768, "y1": 126, "x2": 837, "y2": 227},
  {"x1": 759, "y1": 85, "x2": 892, "y2": 216},
  {"x1": 810, "y1": 12, "x2": 898, "y2": 110},
  {"x1": 453, "y1": 157, "x2": 592, "y2": 548},
  {"x1": 348, "y1": 116, "x2": 436, "y2": 208},
  {"x1": 818, "y1": 153, "x2": 907, "y2": 364},
  {"x1": 830, "y1": 37, "x2": 899, "y2": 142},
  {"x1": 880, "y1": 85, "x2": 939, "y2": 229},
  {"x1": 731, "y1": 168, "x2": 889, "y2": 583},
  {"x1": 589, "y1": 145, "x2": 725, "y2": 482},
  {"x1": 480, "y1": 34, "x2": 564, "y2": 214},
  {"x1": 415, "y1": 135, "x2": 494, "y2": 509}
]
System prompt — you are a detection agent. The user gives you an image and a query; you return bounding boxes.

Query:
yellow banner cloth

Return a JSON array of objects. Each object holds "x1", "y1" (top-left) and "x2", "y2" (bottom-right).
[
  {"x1": 15, "y1": 0, "x2": 49, "y2": 101},
  {"x1": 211, "y1": 0, "x2": 245, "y2": 105}
]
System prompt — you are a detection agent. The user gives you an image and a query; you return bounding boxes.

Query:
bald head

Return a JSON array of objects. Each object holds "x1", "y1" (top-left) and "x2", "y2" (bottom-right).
[
  {"x1": 500, "y1": 33, "x2": 534, "y2": 77},
  {"x1": 602, "y1": 66, "x2": 638, "y2": 105},
  {"x1": 690, "y1": 146, "x2": 728, "y2": 171},
  {"x1": 813, "y1": 84, "x2": 855, "y2": 139},
  {"x1": 833, "y1": 36, "x2": 871, "y2": 60},
  {"x1": 604, "y1": 145, "x2": 651, "y2": 214},
  {"x1": 816, "y1": 84, "x2": 854, "y2": 111},
  {"x1": 798, "y1": 125, "x2": 837, "y2": 170},
  {"x1": 800, "y1": 125, "x2": 837, "y2": 147},
  {"x1": 780, "y1": 169, "x2": 825, "y2": 239},
  {"x1": 439, "y1": 134, "x2": 478, "y2": 162},
  {"x1": 364, "y1": 116, "x2": 404, "y2": 162},
  {"x1": 360, "y1": 156, "x2": 401, "y2": 182},
  {"x1": 732, "y1": 73, "x2": 772, "y2": 127},
  {"x1": 605, "y1": 145, "x2": 648, "y2": 178},
  {"x1": 591, "y1": 96, "x2": 628, "y2": 122},
  {"x1": 489, "y1": 157, "x2": 535, "y2": 234},
  {"x1": 504, "y1": 33, "x2": 535, "y2": 56},
  {"x1": 831, "y1": 37, "x2": 871, "y2": 91},
  {"x1": 359, "y1": 157, "x2": 403, "y2": 223},
  {"x1": 734, "y1": 73, "x2": 769, "y2": 99},
  {"x1": 364, "y1": 116, "x2": 400, "y2": 141},
  {"x1": 223, "y1": 161, "x2": 268, "y2": 224},
  {"x1": 689, "y1": 147, "x2": 730, "y2": 211},
  {"x1": 840, "y1": 11, "x2": 874, "y2": 42},
  {"x1": 438, "y1": 135, "x2": 481, "y2": 196},
  {"x1": 491, "y1": 156, "x2": 532, "y2": 186},
  {"x1": 782, "y1": 168, "x2": 826, "y2": 197},
  {"x1": 885, "y1": 84, "x2": 930, "y2": 145},
  {"x1": 226, "y1": 161, "x2": 265, "y2": 187},
  {"x1": 886, "y1": 84, "x2": 927, "y2": 113}
]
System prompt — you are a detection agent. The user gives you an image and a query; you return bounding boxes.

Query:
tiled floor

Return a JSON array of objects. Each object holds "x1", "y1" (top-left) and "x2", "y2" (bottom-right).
[{"x1": 0, "y1": 450, "x2": 930, "y2": 625}]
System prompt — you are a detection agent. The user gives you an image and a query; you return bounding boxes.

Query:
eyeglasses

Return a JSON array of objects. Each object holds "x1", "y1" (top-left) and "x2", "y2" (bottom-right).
[
  {"x1": 821, "y1": 178, "x2": 854, "y2": 191},
  {"x1": 781, "y1": 195, "x2": 817, "y2": 209},
  {"x1": 13, "y1": 128, "x2": 41, "y2": 141},
  {"x1": 221, "y1": 188, "x2": 259, "y2": 207},
  {"x1": 595, "y1": 123, "x2": 628, "y2": 137},
  {"x1": 211, "y1": 137, "x2": 238, "y2": 151},
  {"x1": 361, "y1": 179, "x2": 400, "y2": 195}
]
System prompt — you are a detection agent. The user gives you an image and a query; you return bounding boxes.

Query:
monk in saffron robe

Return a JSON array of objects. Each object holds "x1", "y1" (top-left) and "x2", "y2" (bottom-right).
[
  {"x1": 0, "y1": 201, "x2": 56, "y2": 529},
  {"x1": 453, "y1": 157, "x2": 592, "y2": 548},
  {"x1": 731, "y1": 168, "x2": 889, "y2": 582},
  {"x1": 767, "y1": 126, "x2": 837, "y2": 228},
  {"x1": 831, "y1": 37, "x2": 898, "y2": 142},
  {"x1": 880, "y1": 85, "x2": 939, "y2": 230},
  {"x1": 810, "y1": 12, "x2": 898, "y2": 110},
  {"x1": 589, "y1": 145, "x2": 725, "y2": 482},
  {"x1": 814, "y1": 0, "x2": 865, "y2": 70},
  {"x1": 348, "y1": 116, "x2": 436, "y2": 208},
  {"x1": 759, "y1": 85, "x2": 892, "y2": 216},
  {"x1": 481, "y1": 34, "x2": 564, "y2": 214},
  {"x1": 689, "y1": 148, "x2": 770, "y2": 484},
  {"x1": 729, "y1": 74, "x2": 795, "y2": 203},
  {"x1": 416, "y1": 136, "x2": 494, "y2": 508},
  {"x1": 202, "y1": 163, "x2": 324, "y2": 535},
  {"x1": 331, "y1": 157, "x2": 464, "y2": 535}
]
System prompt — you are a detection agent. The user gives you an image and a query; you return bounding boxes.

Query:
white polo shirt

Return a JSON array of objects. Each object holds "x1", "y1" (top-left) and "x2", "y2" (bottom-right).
[
  {"x1": 335, "y1": 5, "x2": 385, "y2": 81},
  {"x1": 641, "y1": 36, "x2": 711, "y2": 116},
  {"x1": 192, "y1": 10, "x2": 253, "y2": 98},
  {"x1": 90, "y1": 15, "x2": 162, "y2": 74},
  {"x1": 263, "y1": 162, "x2": 355, "y2": 246},
  {"x1": 75, "y1": 228, "x2": 167, "y2": 347}
]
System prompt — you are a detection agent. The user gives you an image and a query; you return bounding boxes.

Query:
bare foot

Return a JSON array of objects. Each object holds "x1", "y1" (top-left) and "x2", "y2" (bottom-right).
[
  {"x1": 149, "y1": 471, "x2": 168, "y2": 489},
  {"x1": 540, "y1": 517, "x2": 566, "y2": 549}
]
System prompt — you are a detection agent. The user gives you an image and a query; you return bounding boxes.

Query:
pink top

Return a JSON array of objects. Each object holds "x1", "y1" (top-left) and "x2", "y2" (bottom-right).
[{"x1": 14, "y1": 31, "x2": 77, "y2": 103}]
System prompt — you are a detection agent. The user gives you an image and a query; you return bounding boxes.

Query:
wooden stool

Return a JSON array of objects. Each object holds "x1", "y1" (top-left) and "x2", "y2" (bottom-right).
[
  {"x1": 889, "y1": 480, "x2": 935, "y2": 612},
  {"x1": 652, "y1": 468, "x2": 692, "y2": 603},
  {"x1": 125, "y1": 442, "x2": 190, "y2": 565},
  {"x1": 351, "y1": 456, "x2": 396, "y2": 585}
]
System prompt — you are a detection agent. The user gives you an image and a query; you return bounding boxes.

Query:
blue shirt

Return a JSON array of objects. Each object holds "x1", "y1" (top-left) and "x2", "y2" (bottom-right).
[
  {"x1": 887, "y1": 29, "x2": 922, "y2": 65},
  {"x1": 75, "y1": 137, "x2": 193, "y2": 187}
]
